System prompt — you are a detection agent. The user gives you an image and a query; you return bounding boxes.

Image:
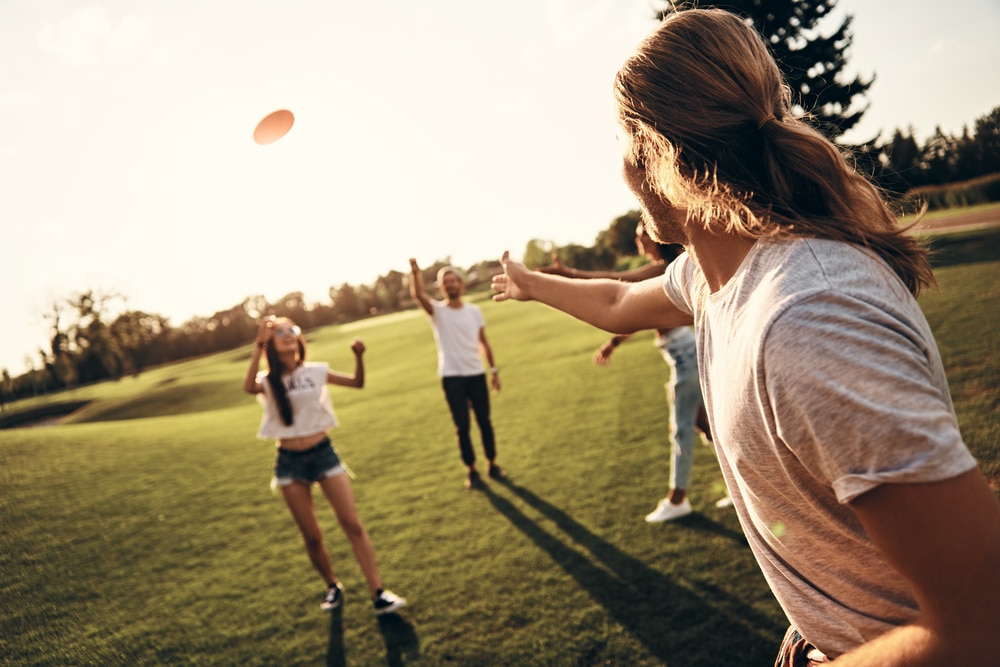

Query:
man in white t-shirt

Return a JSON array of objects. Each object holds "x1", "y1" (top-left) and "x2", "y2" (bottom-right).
[{"x1": 409, "y1": 259, "x2": 504, "y2": 489}]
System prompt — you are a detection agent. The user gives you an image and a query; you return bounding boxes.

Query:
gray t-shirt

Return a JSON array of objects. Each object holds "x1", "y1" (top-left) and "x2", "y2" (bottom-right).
[{"x1": 663, "y1": 237, "x2": 976, "y2": 658}]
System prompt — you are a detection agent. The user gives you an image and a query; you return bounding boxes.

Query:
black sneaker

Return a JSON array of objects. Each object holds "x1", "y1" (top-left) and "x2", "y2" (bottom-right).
[
  {"x1": 373, "y1": 588, "x2": 407, "y2": 615},
  {"x1": 465, "y1": 469, "x2": 482, "y2": 489},
  {"x1": 487, "y1": 464, "x2": 506, "y2": 481},
  {"x1": 321, "y1": 583, "x2": 343, "y2": 611}
]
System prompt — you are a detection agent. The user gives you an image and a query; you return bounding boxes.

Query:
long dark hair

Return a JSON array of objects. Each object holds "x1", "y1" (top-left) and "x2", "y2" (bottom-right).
[{"x1": 264, "y1": 318, "x2": 306, "y2": 426}]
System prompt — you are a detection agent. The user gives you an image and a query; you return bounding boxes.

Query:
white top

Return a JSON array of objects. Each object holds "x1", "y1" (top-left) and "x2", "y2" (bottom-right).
[
  {"x1": 663, "y1": 237, "x2": 975, "y2": 658},
  {"x1": 429, "y1": 300, "x2": 486, "y2": 377},
  {"x1": 256, "y1": 362, "x2": 338, "y2": 439}
]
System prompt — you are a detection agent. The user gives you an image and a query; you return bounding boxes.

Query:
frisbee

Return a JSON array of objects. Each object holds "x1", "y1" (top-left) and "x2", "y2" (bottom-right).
[{"x1": 253, "y1": 109, "x2": 295, "y2": 145}]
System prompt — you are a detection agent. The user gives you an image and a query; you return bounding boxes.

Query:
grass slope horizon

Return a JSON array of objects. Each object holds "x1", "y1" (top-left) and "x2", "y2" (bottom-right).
[{"x1": 1, "y1": 223, "x2": 997, "y2": 666}]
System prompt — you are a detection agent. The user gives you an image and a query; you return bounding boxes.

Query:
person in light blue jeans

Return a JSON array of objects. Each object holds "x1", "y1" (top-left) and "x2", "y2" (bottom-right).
[
  {"x1": 544, "y1": 222, "x2": 730, "y2": 521},
  {"x1": 595, "y1": 323, "x2": 727, "y2": 522}
]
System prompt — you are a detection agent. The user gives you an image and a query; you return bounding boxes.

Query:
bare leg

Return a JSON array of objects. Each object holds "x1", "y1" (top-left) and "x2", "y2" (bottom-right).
[
  {"x1": 317, "y1": 473, "x2": 383, "y2": 598},
  {"x1": 281, "y1": 482, "x2": 338, "y2": 586}
]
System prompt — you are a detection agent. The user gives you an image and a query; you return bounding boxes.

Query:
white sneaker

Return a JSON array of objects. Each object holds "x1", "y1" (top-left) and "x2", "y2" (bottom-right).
[
  {"x1": 373, "y1": 588, "x2": 407, "y2": 615},
  {"x1": 715, "y1": 495, "x2": 734, "y2": 509},
  {"x1": 644, "y1": 498, "x2": 692, "y2": 523}
]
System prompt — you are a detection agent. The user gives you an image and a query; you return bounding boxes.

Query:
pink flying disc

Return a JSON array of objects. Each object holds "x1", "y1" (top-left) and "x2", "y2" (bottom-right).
[{"x1": 253, "y1": 109, "x2": 295, "y2": 145}]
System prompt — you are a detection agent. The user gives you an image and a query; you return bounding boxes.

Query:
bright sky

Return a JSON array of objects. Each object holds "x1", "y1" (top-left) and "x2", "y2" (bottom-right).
[{"x1": 2, "y1": 0, "x2": 998, "y2": 376}]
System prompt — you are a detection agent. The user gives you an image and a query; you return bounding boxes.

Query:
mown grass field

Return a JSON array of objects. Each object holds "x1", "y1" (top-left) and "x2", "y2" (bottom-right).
[{"x1": 1, "y1": 224, "x2": 997, "y2": 666}]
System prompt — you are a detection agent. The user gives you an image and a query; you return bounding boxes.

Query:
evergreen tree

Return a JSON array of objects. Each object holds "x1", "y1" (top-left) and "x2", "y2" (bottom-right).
[{"x1": 659, "y1": 1, "x2": 872, "y2": 140}]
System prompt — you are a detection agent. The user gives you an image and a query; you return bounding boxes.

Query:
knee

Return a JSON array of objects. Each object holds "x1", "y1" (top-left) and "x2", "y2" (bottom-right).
[
  {"x1": 338, "y1": 517, "x2": 366, "y2": 540},
  {"x1": 301, "y1": 531, "x2": 324, "y2": 553}
]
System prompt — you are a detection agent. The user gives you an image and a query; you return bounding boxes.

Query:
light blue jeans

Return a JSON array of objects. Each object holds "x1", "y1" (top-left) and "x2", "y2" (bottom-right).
[{"x1": 657, "y1": 328, "x2": 703, "y2": 492}]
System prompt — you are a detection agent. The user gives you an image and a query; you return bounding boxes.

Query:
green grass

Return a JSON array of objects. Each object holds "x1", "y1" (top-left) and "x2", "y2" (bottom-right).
[{"x1": 2, "y1": 227, "x2": 998, "y2": 666}]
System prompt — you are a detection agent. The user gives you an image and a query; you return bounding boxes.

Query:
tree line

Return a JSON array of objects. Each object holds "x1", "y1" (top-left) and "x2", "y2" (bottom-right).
[
  {"x1": 0, "y1": 259, "x2": 499, "y2": 405},
  {"x1": 4, "y1": 0, "x2": 999, "y2": 406}
]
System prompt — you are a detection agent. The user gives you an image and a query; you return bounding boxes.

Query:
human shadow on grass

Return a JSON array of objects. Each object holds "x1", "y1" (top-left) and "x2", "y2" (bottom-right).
[
  {"x1": 376, "y1": 612, "x2": 420, "y2": 666},
  {"x1": 481, "y1": 480, "x2": 784, "y2": 665},
  {"x1": 326, "y1": 607, "x2": 346, "y2": 667},
  {"x1": 671, "y1": 511, "x2": 750, "y2": 547},
  {"x1": 326, "y1": 606, "x2": 418, "y2": 666}
]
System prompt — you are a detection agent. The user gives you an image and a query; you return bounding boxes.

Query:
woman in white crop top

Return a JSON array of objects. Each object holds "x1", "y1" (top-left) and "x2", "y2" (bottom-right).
[{"x1": 242, "y1": 316, "x2": 406, "y2": 616}]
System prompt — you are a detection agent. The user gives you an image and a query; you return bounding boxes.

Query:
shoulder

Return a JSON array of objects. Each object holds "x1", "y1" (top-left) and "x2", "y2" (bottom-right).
[
  {"x1": 662, "y1": 252, "x2": 699, "y2": 313},
  {"x1": 300, "y1": 361, "x2": 330, "y2": 376}
]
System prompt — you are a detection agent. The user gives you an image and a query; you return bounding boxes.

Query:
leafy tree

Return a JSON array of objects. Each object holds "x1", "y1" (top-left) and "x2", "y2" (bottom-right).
[
  {"x1": 374, "y1": 270, "x2": 406, "y2": 311},
  {"x1": 522, "y1": 239, "x2": 557, "y2": 270},
  {"x1": 882, "y1": 127, "x2": 923, "y2": 189},
  {"x1": 0, "y1": 369, "x2": 10, "y2": 412},
  {"x1": 973, "y1": 107, "x2": 1000, "y2": 174},
  {"x1": 558, "y1": 243, "x2": 617, "y2": 272},
  {"x1": 332, "y1": 283, "x2": 361, "y2": 320},
  {"x1": 110, "y1": 311, "x2": 171, "y2": 375},
  {"x1": 660, "y1": 1, "x2": 872, "y2": 139},
  {"x1": 596, "y1": 211, "x2": 642, "y2": 257},
  {"x1": 921, "y1": 127, "x2": 959, "y2": 185}
]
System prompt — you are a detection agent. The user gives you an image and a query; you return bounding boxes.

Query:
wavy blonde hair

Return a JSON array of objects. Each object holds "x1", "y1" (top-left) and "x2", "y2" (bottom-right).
[{"x1": 614, "y1": 8, "x2": 933, "y2": 295}]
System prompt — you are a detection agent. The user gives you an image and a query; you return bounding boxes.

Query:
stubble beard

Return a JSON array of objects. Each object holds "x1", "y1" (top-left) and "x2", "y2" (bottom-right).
[{"x1": 641, "y1": 209, "x2": 687, "y2": 246}]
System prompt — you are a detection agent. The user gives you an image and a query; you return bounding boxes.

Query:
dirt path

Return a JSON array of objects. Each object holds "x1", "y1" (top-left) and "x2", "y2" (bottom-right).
[{"x1": 911, "y1": 206, "x2": 1000, "y2": 232}]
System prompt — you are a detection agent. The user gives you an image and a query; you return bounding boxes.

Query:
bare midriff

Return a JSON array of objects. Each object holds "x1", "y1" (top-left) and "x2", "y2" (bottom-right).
[{"x1": 277, "y1": 431, "x2": 328, "y2": 452}]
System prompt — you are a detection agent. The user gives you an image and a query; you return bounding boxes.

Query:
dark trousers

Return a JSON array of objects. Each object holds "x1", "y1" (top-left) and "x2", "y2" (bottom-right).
[{"x1": 442, "y1": 374, "x2": 496, "y2": 466}]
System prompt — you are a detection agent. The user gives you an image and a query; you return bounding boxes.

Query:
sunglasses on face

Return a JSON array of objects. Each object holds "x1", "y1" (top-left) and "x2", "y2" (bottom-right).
[{"x1": 273, "y1": 326, "x2": 301, "y2": 338}]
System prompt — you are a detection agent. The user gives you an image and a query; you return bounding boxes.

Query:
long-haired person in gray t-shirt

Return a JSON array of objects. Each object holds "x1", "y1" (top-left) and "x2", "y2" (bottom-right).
[{"x1": 491, "y1": 8, "x2": 999, "y2": 665}]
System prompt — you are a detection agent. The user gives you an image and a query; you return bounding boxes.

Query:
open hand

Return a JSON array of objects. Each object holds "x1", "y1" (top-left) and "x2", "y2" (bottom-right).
[
  {"x1": 594, "y1": 341, "x2": 615, "y2": 366},
  {"x1": 492, "y1": 251, "x2": 532, "y2": 302},
  {"x1": 255, "y1": 315, "x2": 276, "y2": 345}
]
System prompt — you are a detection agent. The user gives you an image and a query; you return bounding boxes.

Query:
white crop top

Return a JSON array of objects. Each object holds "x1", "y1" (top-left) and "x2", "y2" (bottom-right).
[{"x1": 256, "y1": 362, "x2": 338, "y2": 439}]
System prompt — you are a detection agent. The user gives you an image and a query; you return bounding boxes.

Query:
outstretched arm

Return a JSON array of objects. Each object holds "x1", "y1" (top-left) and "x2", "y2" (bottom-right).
[
  {"x1": 829, "y1": 468, "x2": 1000, "y2": 665},
  {"x1": 409, "y1": 258, "x2": 434, "y2": 316},
  {"x1": 492, "y1": 251, "x2": 691, "y2": 334},
  {"x1": 540, "y1": 258, "x2": 667, "y2": 283},
  {"x1": 327, "y1": 338, "x2": 366, "y2": 389}
]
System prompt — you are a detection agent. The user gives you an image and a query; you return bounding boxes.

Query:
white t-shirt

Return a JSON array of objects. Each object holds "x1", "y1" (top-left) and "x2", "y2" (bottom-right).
[
  {"x1": 256, "y1": 362, "x2": 338, "y2": 439},
  {"x1": 663, "y1": 237, "x2": 976, "y2": 658},
  {"x1": 429, "y1": 300, "x2": 486, "y2": 377}
]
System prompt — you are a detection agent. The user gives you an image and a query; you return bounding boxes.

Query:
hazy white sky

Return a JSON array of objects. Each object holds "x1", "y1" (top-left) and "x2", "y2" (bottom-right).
[{"x1": 2, "y1": 0, "x2": 998, "y2": 376}]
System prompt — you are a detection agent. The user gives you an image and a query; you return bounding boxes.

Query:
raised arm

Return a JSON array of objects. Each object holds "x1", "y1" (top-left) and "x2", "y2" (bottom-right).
[
  {"x1": 833, "y1": 469, "x2": 1000, "y2": 665},
  {"x1": 492, "y1": 251, "x2": 691, "y2": 334},
  {"x1": 242, "y1": 318, "x2": 273, "y2": 394},
  {"x1": 409, "y1": 258, "x2": 434, "y2": 316},
  {"x1": 327, "y1": 338, "x2": 366, "y2": 389}
]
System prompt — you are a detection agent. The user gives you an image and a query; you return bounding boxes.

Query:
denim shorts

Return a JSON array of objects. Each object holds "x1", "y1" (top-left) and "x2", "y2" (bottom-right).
[{"x1": 273, "y1": 437, "x2": 345, "y2": 488}]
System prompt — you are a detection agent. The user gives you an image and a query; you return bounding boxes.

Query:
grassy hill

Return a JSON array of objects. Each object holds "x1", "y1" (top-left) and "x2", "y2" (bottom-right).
[{"x1": 1, "y1": 225, "x2": 997, "y2": 666}]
